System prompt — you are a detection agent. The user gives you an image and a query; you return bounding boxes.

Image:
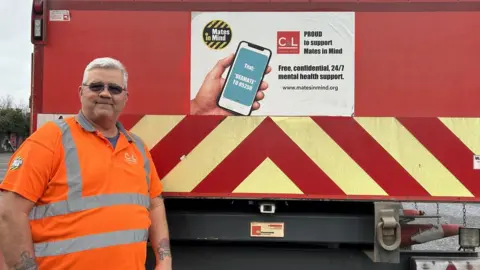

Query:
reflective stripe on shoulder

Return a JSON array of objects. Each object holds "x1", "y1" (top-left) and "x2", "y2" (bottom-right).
[
  {"x1": 34, "y1": 229, "x2": 148, "y2": 257},
  {"x1": 130, "y1": 133, "x2": 151, "y2": 189},
  {"x1": 53, "y1": 118, "x2": 83, "y2": 199}
]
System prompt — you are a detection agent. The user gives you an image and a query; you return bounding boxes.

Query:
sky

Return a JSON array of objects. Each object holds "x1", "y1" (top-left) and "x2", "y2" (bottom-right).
[{"x1": 0, "y1": 1, "x2": 33, "y2": 108}]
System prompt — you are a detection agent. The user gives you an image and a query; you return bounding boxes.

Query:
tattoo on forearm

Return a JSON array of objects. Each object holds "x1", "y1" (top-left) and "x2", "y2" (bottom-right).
[
  {"x1": 156, "y1": 239, "x2": 171, "y2": 260},
  {"x1": 12, "y1": 251, "x2": 38, "y2": 270}
]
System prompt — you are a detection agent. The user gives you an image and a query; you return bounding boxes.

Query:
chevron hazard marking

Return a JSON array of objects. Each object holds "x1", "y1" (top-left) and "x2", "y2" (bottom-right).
[
  {"x1": 129, "y1": 115, "x2": 185, "y2": 150},
  {"x1": 313, "y1": 117, "x2": 430, "y2": 197},
  {"x1": 233, "y1": 157, "x2": 303, "y2": 194},
  {"x1": 118, "y1": 115, "x2": 146, "y2": 130},
  {"x1": 272, "y1": 117, "x2": 387, "y2": 196},
  {"x1": 398, "y1": 117, "x2": 480, "y2": 197},
  {"x1": 162, "y1": 116, "x2": 266, "y2": 192},
  {"x1": 192, "y1": 117, "x2": 345, "y2": 195},
  {"x1": 439, "y1": 118, "x2": 480, "y2": 155},
  {"x1": 149, "y1": 116, "x2": 226, "y2": 179},
  {"x1": 356, "y1": 117, "x2": 473, "y2": 197}
]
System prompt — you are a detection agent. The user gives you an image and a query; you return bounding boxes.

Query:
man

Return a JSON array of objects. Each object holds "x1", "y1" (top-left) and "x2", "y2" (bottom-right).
[{"x1": 0, "y1": 57, "x2": 172, "y2": 270}]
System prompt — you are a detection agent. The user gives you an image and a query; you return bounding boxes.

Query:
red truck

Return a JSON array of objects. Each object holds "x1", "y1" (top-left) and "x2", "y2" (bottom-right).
[{"x1": 19, "y1": 0, "x2": 480, "y2": 269}]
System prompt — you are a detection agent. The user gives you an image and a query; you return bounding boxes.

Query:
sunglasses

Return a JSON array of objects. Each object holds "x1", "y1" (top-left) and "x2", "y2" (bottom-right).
[{"x1": 83, "y1": 82, "x2": 125, "y2": 95}]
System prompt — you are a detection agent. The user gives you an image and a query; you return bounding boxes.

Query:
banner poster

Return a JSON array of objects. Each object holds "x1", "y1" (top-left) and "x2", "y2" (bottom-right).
[{"x1": 190, "y1": 12, "x2": 355, "y2": 117}]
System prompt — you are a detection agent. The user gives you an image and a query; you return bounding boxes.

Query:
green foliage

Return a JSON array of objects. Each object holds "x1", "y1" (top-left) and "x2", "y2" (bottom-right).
[{"x1": 0, "y1": 95, "x2": 30, "y2": 138}]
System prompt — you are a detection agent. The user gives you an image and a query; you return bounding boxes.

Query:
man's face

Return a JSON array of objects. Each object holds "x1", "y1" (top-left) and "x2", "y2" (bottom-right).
[{"x1": 79, "y1": 68, "x2": 128, "y2": 122}]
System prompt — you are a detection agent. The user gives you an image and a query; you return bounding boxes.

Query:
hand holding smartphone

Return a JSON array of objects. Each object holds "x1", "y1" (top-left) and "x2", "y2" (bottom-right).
[{"x1": 217, "y1": 41, "x2": 272, "y2": 116}]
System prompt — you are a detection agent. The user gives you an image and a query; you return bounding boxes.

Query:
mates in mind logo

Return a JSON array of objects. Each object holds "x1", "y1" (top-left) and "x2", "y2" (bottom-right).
[{"x1": 203, "y1": 20, "x2": 232, "y2": 50}]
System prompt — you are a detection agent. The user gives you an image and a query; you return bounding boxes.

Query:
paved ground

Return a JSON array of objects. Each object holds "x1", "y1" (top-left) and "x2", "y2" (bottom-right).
[
  {"x1": 0, "y1": 153, "x2": 10, "y2": 180},
  {"x1": 0, "y1": 152, "x2": 478, "y2": 251},
  {"x1": 403, "y1": 202, "x2": 480, "y2": 250}
]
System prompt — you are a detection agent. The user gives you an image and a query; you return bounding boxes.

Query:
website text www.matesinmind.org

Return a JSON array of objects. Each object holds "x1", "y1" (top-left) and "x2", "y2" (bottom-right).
[{"x1": 281, "y1": 85, "x2": 339, "y2": 91}]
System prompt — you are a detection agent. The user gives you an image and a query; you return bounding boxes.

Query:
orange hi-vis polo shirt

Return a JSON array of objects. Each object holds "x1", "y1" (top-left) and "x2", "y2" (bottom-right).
[{"x1": 0, "y1": 112, "x2": 163, "y2": 270}]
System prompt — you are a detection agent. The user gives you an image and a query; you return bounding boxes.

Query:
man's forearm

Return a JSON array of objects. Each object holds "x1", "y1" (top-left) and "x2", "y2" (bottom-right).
[
  {"x1": 149, "y1": 196, "x2": 172, "y2": 267},
  {"x1": 0, "y1": 209, "x2": 37, "y2": 270}
]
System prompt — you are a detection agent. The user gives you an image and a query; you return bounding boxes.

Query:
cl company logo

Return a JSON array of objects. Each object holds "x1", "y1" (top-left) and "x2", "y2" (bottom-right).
[
  {"x1": 124, "y1": 152, "x2": 137, "y2": 164},
  {"x1": 277, "y1": 31, "x2": 300, "y2": 54}
]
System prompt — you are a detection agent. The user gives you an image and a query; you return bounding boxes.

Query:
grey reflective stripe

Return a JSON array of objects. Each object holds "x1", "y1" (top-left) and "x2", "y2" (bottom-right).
[
  {"x1": 29, "y1": 193, "x2": 150, "y2": 220},
  {"x1": 76, "y1": 111, "x2": 95, "y2": 132},
  {"x1": 116, "y1": 120, "x2": 134, "y2": 142},
  {"x1": 130, "y1": 133, "x2": 151, "y2": 189},
  {"x1": 34, "y1": 229, "x2": 149, "y2": 257},
  {"x1": 53, "y1": 119, "x2": 82, "y2": 199}
]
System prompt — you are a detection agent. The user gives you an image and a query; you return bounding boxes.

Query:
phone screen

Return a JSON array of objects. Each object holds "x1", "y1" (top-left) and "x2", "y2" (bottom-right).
[{"x1": 218, "y1": 41, "x2": 271, "y2": 115}]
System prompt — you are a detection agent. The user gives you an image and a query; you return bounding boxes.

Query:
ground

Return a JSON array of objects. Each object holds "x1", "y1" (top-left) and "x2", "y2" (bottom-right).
[
  {"x1": 0, "y1": 153, "x2": 10, "y2": 180},
  {"x1": 404, "y1": 202, "x2": 480, "y2": 251},
  {"x1": 0, "y1": 152, "x2": 478, "y2": 251}
]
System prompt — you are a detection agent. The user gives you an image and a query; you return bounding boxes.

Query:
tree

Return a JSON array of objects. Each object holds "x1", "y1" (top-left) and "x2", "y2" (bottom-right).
[{"x1": 0, "y1": 95, "x2": 30, "y2": 138}]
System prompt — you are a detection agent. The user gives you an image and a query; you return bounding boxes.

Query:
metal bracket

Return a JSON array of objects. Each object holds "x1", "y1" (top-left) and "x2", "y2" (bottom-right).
[{"x1": 374, "y1": 202, "x2": 402, "y2": 263}]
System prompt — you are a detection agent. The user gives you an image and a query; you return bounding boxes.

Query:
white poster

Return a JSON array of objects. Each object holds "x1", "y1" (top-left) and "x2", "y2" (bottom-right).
[{"x1": 190, "y1": 12, "x2": 355, "y2": 116}]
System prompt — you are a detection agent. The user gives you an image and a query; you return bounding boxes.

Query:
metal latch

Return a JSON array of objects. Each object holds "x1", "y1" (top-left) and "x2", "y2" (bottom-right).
[{"x1": 376, "y1": 210, "x2": 401, "y2": 251}]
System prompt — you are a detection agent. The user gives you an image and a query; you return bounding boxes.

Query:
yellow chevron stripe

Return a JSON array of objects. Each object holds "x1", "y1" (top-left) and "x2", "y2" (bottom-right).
[
  {"x1": 355, "y1": 117, "x2": 473, "y2": 197},
  {"x1": 129, "y1": 115, "x2": 185, "y2": 150},
  {"x1": 233, "y1": 157, "x2": 303, "y2": 194},
  {"x1": 439, "y1": 117, "x2": 480, "y2": 154},
  {"x1": 162, "y1": 116, "x2": 266, "y2": 192},
  {"x1": 272, "y1": 117, "x2": 387, "y2": 196}
]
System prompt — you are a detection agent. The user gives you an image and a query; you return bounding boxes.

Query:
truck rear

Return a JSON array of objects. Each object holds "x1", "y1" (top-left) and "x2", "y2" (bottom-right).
[{"x1": 28, "y1": 0, "x2": 480, "y2": 269}]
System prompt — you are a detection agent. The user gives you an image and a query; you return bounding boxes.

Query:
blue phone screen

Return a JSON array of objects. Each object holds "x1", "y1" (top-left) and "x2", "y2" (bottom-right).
[{"x1": 222, "y1": 47, "x2": 269, "y2": 107}]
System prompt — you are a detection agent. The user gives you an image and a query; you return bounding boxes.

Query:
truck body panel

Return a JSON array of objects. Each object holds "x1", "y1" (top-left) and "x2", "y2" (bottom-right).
[{"x1": 33, "y1": 1, "x2": 480, "y2": 202}]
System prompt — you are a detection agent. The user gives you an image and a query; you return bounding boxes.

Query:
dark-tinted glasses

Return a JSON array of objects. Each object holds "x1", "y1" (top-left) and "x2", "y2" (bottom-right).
[{"x1": 83, "y1": 82, "x2": 125, "y2": 95}]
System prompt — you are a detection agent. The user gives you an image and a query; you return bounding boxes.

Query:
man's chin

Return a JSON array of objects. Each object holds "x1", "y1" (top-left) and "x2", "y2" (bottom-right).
[{"x1": 93, "y1": 108, "x2": 115, "y2": 118}]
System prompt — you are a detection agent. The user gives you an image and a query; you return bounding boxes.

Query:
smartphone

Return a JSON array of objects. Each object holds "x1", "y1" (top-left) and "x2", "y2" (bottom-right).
[{"x1": 217, "y1": 41, "x2": 272, "y2": 116}]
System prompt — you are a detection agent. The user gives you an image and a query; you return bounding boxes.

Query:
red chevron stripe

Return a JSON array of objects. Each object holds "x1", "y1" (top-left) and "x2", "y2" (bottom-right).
[
  {"x1": 150, "y1": 115, "x2": 226, "y2": 179},
  {"x1": 398, "y1": 117, "x2": 480, "y2": 197},
  {"x1": 119, "y1": 114, "x2": 145, "y2": 130},
  {"x1": 192, "y1": 117, "x2": 345, "y2": 195},
  {"x1": 312, "y1": 117, "x2": 430, "y2": 197}
]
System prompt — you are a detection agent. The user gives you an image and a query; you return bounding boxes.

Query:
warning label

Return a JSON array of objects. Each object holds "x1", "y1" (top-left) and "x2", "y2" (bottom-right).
[
  {"x1": 202, "y1": 20, "x2": 232, "y2": 50},
  {"x1": 474, "y1": 155, "x2": 480, "y2": 170},
  {"x1": 250, "y1": 222, "x2": 285, "y2": 238},
  {"x1": 49, "y1": 10, "x2": 71, "y2": 21}
]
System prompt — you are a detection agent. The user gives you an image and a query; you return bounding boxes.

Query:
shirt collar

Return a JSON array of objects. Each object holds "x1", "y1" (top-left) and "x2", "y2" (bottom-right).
[{"x1": 75, "y1": 110, "x2": 133, "y2": 142}]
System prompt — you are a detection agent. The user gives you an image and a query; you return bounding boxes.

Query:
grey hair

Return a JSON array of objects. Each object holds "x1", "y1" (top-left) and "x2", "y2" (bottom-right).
[{"x1": 82, "y1": 57, "x2": 128, "y2": 89}]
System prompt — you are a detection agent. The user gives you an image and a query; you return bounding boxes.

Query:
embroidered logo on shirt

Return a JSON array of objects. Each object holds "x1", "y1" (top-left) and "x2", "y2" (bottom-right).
[
  {"x1": 124, "y1": 153, "x2": 137, "y2": 164},
  {"x1": 9, "y1": 156, "x2": 23, "y2": 170}
]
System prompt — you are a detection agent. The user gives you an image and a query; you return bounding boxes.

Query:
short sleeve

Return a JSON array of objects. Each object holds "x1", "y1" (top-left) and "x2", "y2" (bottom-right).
[
  {"x1": 146, "y1": 150, "x2": 163, "y2": 199},
  {"x1": 0, "y1": 122, "x2": 59, "y2": 203}
]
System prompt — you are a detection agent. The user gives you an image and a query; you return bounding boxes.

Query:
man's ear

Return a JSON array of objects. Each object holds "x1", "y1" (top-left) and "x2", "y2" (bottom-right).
[{"x1": 78, "y1": 86, "x2": 83, "y2": 97}]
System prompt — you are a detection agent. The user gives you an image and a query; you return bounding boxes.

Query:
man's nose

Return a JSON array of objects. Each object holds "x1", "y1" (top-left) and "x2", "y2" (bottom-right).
[{"x1": 98, "y1": 88, "x2": 112, "y2": 97}]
